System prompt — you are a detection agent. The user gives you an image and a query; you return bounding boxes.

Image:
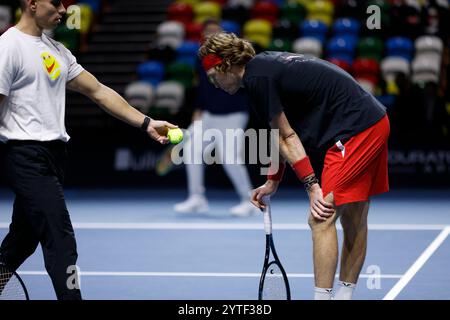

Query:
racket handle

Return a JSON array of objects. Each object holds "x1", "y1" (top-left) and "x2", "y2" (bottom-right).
[{"x1": 262, "y1": 195, "x2": 272, "y2": 235}]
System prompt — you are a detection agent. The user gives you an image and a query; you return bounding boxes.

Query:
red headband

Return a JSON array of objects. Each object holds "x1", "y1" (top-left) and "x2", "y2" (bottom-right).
[{"x1": 202, "y1": 54, "x2": 223, "y2": 71}]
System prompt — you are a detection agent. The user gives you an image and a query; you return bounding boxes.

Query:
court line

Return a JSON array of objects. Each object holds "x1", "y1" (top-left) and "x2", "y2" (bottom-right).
[
  {"x1": 383, "y1": 226, "x2": 450, "y2": 300},
  {"x1": 1, "y1": 222, "x2": 449, "y2": 230},
  {"x1": 18, "y1": 271, "x2": 402, "y2": 279}
]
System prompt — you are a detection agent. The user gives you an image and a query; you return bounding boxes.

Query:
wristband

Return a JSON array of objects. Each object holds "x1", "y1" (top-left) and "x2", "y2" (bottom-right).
[
  {"x1": 292, "y1": 156, "x2": 314, "y2": 182},
  {"x1": 141, "y1": 116, "x2": 151, "y2": 132},
  {"x1": 267, "y1": 161, "x2": 286, "y2": 181}
]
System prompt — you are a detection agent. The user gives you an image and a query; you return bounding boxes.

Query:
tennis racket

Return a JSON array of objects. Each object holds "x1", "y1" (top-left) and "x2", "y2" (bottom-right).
[
  {"x1": 0, "y1": 263, "x2": 29, "y2": 300},
  {"x1": 258, "y1": 196, "x2": 291, "y2": 300}
]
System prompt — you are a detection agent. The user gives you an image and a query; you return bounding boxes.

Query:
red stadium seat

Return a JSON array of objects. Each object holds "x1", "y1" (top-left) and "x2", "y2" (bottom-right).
[
  {"x1": 185, "y1": 22, "x2": 203, "y2": 42},
  {"x1": 251, "y1": 1, "x2": 279, "y2": 24},
  {"x1": 168, "y1": 3, "x2": 194, "y2": 25},
  {"x1": 327, "y1": 58, "x2": 351, "y2": 73},
  {"x1": 352, "y1": 58, "x2": 380, "y2": 85}
]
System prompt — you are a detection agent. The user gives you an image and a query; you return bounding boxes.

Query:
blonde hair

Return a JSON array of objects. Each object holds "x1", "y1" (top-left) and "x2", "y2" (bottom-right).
[{"x1": 199, "y1": 32, "x2": 255, "y2": 73}]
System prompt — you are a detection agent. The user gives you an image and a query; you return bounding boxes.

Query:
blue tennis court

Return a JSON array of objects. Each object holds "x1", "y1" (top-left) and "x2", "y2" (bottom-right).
[{"x1": 1, "y1": 188, "x2": 449, "y2": 300}]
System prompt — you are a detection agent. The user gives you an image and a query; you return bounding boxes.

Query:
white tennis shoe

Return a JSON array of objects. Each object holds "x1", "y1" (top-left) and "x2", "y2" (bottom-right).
[
  {"x1": 174, "y1": 195, "x2": 209, "y2": 213},
  {"x1": 230, "y1": 201, "x2": 259, "y2": 217}
]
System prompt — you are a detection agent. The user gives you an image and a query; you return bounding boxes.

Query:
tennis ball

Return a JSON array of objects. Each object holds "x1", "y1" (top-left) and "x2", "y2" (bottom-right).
[{"x1": 167, "y1": 128, "x2": 183, "y2": 144}]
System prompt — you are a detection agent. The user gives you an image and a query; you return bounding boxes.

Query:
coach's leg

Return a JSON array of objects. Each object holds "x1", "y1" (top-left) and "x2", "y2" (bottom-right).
[
  {"x1": 334, "y1": 201, "x2": 370, "y2": 300},
  {"x1": 0, "y1": 197, "x2": 40, "y2": 271},
  {"x1": 308, "y1": 192, "x2": 340, "y2": 299},
  {"x1": 27, "y1": 176, "x2": 82, "y2": 300}
]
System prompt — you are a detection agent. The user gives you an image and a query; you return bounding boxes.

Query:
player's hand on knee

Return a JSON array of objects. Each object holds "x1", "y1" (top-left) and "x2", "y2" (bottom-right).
[
  {"x1": 307, "y1": 184, "x2": 335, "y2": 221},
  {"x1": 251, "y1": 181, "x2": 279, "y2": 211},
  {"x1": 147, "y1": 119, "x2": 178, "y2": 144}
]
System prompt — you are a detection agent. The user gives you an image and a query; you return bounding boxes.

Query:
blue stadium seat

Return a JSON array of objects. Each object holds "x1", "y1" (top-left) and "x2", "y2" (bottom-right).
[
  {"x1": 137, "y1": 61, "x2": 165, "y2": 87},
  {"x1": 301, "y1": 20, "x2": 328, "y2": 43},
  {"x1": 386, "y1": 37, "x2": 414, "y2": 61}
]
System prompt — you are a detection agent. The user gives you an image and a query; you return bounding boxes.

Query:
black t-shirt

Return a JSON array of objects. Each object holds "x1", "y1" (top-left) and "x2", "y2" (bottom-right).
[{"x1": 243, "y1": 52, "x2": 386, "y2": 152}]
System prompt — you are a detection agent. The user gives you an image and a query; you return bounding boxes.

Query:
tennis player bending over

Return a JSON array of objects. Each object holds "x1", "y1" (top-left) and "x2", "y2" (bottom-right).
[
  {"x1": 0, "y1": 0, "x2": 176, "y2": 300},
  {"x1": 199, "y1": 33, "x2": 390, "y2": 300}
]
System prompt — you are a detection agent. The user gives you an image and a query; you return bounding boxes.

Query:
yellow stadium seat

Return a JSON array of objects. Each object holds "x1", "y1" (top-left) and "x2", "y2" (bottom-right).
[
  {"x1": 79, "y1": 4, "x2": 93, "y2": 34},
  {"x1": 308, "y1": 13, "x2": 333, "y2": 26},
  {"x1": 243, "y1": 19, "x2": 272, "y2": 38},
  {"x1": 176, "y1": 0, "x2": 201, "y2": 6},
  {"x1": 307, "y1": 0, "x2": 334, "y2": 17},
  {"x1": 194, "y1": 1, "x2": 221, "y2": 23}
]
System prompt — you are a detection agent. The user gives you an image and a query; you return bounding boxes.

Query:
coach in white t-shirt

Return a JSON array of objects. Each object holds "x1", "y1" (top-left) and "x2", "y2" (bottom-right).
[{"x1": 0, "y1": 0, "x2": 177, "y2": 300}]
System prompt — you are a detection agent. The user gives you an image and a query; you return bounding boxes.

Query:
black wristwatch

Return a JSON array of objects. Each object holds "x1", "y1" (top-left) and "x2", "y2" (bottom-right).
[{"x1": 140, "y1": 116, "x2": 151, "y2": 132}]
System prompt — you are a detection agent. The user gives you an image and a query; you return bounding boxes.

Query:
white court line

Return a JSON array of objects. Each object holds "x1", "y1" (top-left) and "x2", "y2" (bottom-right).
[
  {"x1": 17, "y1": 271, "x2": 402, "y2": 279},
  {"x1": 1, "y1": 222, "x2": 449, "y2": 230},
  {"x1": 383, "y1": 226, "x2": 450, "y2": 300}
]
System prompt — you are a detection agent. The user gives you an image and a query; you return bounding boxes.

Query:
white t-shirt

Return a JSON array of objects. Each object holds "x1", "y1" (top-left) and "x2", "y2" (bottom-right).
[{"x1": 0, "y1": 27, "x2": 84, "y2": 142}]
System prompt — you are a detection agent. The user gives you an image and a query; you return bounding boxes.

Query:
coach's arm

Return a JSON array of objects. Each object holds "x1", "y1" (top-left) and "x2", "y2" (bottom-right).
[{"x1": 67, "y1": 70, "x2": 176, "y2": 144}]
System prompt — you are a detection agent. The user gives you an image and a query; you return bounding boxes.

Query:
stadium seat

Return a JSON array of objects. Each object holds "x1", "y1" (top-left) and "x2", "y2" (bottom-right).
[
  {"x1": 221, "y1": 20, "x2": 240, "y2": 35},
  {"x1": 307, "y1": 0, "x2": 334, "y2": 26},
  {"x1": 78, "y1": 0, "x2": 101, "y2": 14},
  {"x1": 228, "y1": 0, "x2": 255, "y2": 8},
  {"x1": 352, "y1": 58, "x2": 380, "y2": 85},
  {"x1": 268, "y1": 38, "x2": 292, "y2": 52},
  {"x1": 0, "y1": 5, "x2": 11, "y2": 33},
  {"x1": 293, "y1": 37, "x2": 322, "y2": 57},
  {"x1": 194, "y1": 1, "x2": 221, "y2": 23},
  {"x1": 280, "y1": 2, "x2": 306, "y2": 24},
  {"x1": 124, "y1": 81, "x2": 154, "y2": 114},
  {"x1": 333, "y1": 18, "x2": 360, "y2": 36},
  {"x1": 301, "y1": 20, "x2": 328, "y2": 43},
  {"x1": 157, "y1": 21, "x2": 185, "y2": 49},
  {"x1": 185, "y1": 21, "x2": 203, "y2": 42},
  {"x1": 54, "y1": 24, "x2": 79, "y2": 52},
  {"x1": 79, "y1": 4, "x2": 94, "y2": 34},
  {"x1": 326, "y1": 35, "x2": 358, "y2": 64},
  {"x1": 380, "y1": 57, "x2": 410, "y2": 82},
  {"x1": 327, "y1": 58, "x2": 351, "y2": 73},
  {"x1": 411, "y1": 56, "x2": 440, "y2": 85},
  {"x1": 414, "y1": 35, "x2": 444, "y2": 62},
  {"x1": 167, "y1": 62, "x2": 195, "y2": 89},
  {"x1": 386, "y1": 37, "x2": 414, "y2": 61},
  {"x1": 243, "y1": 19, "x2": 272, "y2": 48},
  {"x1": 137, "y1": 61, "x2": 165, "y2": 87},
  {"x1": 154, "y1": 81, "x2": 185, "y2": 115},
  {"x1": 251, "y1": 1, "x2": 279, "y2": 24},
  {"x1": 167, "y1": 2, "x2": 194, "y2": 25},
  {"x1": 176, "y1": 41, "x2": 200, "y2": 66},
  {"x1": 357, "y1": 37, "x2": 383, "y2": 61},
  {"x1": 356, "y1": 78, "x2": 375, "y2": 94},
  {"x1": 176, "y1": 0, "x2": 201, "y2": 6}
]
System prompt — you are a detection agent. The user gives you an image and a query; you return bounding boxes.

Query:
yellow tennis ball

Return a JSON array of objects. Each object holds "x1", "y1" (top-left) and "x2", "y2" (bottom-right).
[{"x1": 167, "y1": 128, "x2": 183, "y2": 144}]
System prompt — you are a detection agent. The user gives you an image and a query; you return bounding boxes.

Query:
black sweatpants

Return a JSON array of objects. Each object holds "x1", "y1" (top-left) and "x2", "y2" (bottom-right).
[{"x1": 0, "y1": 140, "x2": 81, "y2": 300}]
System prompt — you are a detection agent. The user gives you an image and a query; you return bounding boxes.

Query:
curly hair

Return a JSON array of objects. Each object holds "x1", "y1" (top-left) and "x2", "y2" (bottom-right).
[{"x1": 198, "y1": 32, "x2": 255, "y2": 73}]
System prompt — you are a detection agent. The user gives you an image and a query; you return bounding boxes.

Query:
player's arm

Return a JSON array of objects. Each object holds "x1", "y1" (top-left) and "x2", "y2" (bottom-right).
[
  {"x1": 271, "y1": 112, "x2": 334, "y2": 220},
  {"x1": 67, "y1": 70, "x2": 177, "y2": 144}
]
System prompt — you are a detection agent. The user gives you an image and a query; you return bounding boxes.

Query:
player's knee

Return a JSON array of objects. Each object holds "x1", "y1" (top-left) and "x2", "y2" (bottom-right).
[{"x1": 308, "y1": 213, "x2": 336, "y2": 231}]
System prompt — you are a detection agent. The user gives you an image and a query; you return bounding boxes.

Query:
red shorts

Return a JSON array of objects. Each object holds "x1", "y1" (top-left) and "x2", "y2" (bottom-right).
[{"x1": 322, "y1": 114, "x2": 390, "y2": 206}]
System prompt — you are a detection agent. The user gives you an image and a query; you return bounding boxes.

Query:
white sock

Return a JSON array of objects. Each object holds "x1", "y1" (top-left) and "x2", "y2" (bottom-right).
[
  {"x1": 314, "y1": 287, "x2": 333, "y2": 300},
  {"x1": 334, "y1": 281, "x2": 356, "y2": 300}
]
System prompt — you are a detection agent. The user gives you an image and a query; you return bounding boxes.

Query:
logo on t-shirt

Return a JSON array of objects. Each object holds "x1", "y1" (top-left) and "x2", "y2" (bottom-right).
[{"x1": 41, "y1": 52, "x2": 61, "y2": 81}]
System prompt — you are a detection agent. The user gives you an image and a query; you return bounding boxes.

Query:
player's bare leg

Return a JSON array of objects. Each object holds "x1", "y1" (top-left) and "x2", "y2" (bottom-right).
[
  {"x1": 333, "y1": 201, "x2": 370, "y2": 299},
  {"x1": 308, "y1": 192, "x2": 340, "y2": 292}
]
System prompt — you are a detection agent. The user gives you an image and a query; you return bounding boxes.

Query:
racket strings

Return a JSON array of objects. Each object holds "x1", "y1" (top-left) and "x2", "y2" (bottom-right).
[
  {"x1": 262, "y1": 263, "x2": 288, "y2": 300},
  {"x1": 0, "y1": 265, "x2": 27, "y2": 300}
]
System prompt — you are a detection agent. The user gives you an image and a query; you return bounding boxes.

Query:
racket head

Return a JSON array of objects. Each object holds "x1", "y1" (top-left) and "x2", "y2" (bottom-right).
[
  {"x1": 0, "y1": 264, "x2": 29, "y2": 300},
  {"x1": 259, "y1": 260, "x2": 291, "y2": 300}
]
